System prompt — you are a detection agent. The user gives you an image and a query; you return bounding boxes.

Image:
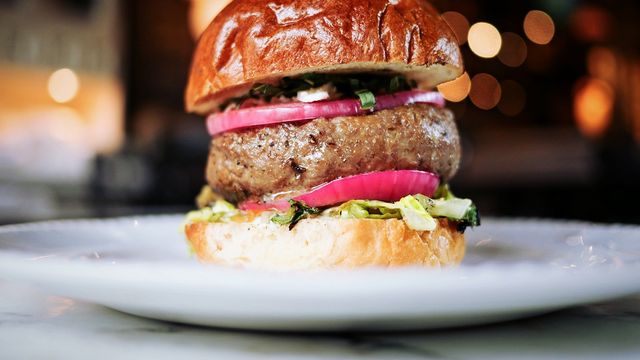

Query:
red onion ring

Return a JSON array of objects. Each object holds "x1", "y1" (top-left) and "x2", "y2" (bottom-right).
[
  {"x1": 207, "y1": 90, "x2": 445, "y2": 135},
  {"x1": 239, "y1": 170, "x2": 440, "y2": 211}
]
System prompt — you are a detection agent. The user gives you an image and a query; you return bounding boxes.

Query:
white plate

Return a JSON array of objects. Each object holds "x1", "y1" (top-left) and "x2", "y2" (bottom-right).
[{"x1": 0, "y1": 216, "x2": 639, "y2": 331}]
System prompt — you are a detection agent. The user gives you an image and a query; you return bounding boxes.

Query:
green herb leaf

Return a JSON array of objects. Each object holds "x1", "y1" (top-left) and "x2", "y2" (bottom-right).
[
  {"x1": 271, "y1": 200, "x2": 320, "y2": 230},
  {"x1": 349, "y1": 78, "x2": 361, "y2": 90},
  {"x1": 355, "y1": 89, "x2": 376, "y2": 110},
  {"x1": 251, "y1": 84, "x2": 281, "y2": 98},
  {"x1": 389, "y1": 76, "x2": 402, "y2": 93}
]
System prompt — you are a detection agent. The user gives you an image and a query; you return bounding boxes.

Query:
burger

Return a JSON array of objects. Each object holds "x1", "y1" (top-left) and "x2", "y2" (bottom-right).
[{"x1": 183, "y1": 0, "x2": 479, "y2": 270}]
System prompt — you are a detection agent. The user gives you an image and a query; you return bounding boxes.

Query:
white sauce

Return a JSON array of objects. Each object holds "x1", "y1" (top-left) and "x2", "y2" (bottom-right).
[{"x1": 296, "y1": 83, "x2": 337, "y2": 103}]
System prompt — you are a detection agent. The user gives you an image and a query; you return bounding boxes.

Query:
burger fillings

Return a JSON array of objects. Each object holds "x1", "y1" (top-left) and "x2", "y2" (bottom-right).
[{"x1": 183, "y1": 0, "x2": 479, "y2": 269}]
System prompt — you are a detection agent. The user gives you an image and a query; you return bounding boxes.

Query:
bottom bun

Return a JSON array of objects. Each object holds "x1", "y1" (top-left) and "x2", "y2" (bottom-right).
[{"x1": 185, "y1": 217, "x2": 465, "y2": 270}]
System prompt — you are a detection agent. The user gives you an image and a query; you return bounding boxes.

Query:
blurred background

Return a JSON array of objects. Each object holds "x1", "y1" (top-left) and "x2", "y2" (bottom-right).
[{"x1": 0, "y1": 0, "x2": 638, "y2": 225}]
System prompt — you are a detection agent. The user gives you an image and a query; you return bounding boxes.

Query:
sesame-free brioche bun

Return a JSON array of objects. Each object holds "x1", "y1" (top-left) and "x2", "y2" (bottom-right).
[
  {"x1": 185, "y1": 217, "x2": 465, "y2": 270},
  {"x1": 185, "y1": 0, "x2": 463, "y2": 114}
]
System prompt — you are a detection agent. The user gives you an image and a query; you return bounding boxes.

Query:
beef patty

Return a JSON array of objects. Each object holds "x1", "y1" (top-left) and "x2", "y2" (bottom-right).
[{"x1": 207, "y1": 104, "x2": 461, "y2": 203}]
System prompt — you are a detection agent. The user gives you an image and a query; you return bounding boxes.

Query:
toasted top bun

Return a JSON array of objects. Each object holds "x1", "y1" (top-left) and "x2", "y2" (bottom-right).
[
  {"x1": 185, "y1": 0, "x2": 463, "y2": 114},
  {"x1": 185, "y1": 217, "x2": 465, "y2": 270}
]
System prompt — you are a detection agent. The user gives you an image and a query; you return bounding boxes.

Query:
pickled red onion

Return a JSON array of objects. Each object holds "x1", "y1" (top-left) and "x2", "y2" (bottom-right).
[
  {"x1": 207, "y1": 90, "x2": 444, "y2": 135},
  {"x1": 239, "y1": 170, "x2": 440, "y2": 211}
]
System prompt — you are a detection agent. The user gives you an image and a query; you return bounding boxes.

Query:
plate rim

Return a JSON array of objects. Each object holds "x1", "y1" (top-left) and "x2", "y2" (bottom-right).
[
  {"x1": 0, "y1": 215, "x2": 639, "y2": 282},
  {"x1": 1, "y1": 215, "x2": 639, "y2": 330}
]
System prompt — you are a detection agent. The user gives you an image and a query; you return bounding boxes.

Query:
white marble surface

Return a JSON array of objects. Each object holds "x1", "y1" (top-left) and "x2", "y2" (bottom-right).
[{"x1": 1, "y1": 280, "x2": 639, "y2": 360}]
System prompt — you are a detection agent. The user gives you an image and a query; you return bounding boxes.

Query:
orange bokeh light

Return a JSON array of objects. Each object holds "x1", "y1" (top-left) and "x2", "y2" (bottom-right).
[
  {"x1": 587, "y1": 47, "x2": 617, "y2": 84},
  {"x1": 437, "y1": 72, "x2": 471, "y2": 102},
  {"x1": 188, "y1": 0, "x2": 232, "y2": 39},
  {"x1": 573, "y1": 77, "x2": 614, "y2": 138},
  {"x1": 441, "y1": 11, "x2": 470, "y2": 45},
  {"x1": 47, "y1": 68, "x2": 79, "y2": 104},
  {"x1": 498, "y1": 32, "x2": 528, "y2": 68},
  {"x1": 570, "y1": 6, "x2": 611, "y2": 42},
  {"x1": 523, "y1": 10, "x2": 555, "y2": 45},
  {"x1": 470, "y1": 73, "x2": 501, "y2": 110}
]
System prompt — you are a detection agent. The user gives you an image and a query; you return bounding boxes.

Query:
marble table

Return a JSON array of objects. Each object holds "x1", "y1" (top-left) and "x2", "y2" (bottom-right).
[{"x1": 1, "y1": 281, "x2": 639, "y2": 359}]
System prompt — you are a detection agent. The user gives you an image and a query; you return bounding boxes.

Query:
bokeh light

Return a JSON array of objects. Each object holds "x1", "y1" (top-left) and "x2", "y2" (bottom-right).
[
  {"x1": 523, "y1": 10, "x2": 555, "y2": 45},
  {"x1": 498, "y1": 80, "x2": 527, "y2": 116},
  {"x1": 437, "y1": 72, "x2": 471, "y2": 102},
  {"x1": 573, "y1": 77, "x2": 614, "y2": 138},
  {"x1": 470, "y1": 73, "x2": 501, "y2": 110},
  {"x1": 570, "y1": 5, "x2": 612, "y2": 42},
  {"x1": 441, "y1": 11, "x2": 470, "y2": 45},
  {"x1": 498, "y1": 32, "x2": 528, "y2": 68},
  {"x1": 47, "y1": 68, "x2": 79, "y2": 104},
  {"x1": 587, "y1": 47, "x2": 617, "y2": 84},
  {"x1": 468, "y1": 22, "x2": 502, "y2": 58}
]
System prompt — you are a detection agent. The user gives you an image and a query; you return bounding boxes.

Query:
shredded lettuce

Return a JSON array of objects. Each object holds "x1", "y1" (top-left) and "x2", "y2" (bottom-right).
[
  {"x1": 185, "y1": 199, "x2": 238, "y2": 224},
  {"x1": 185, "y1": 186, "x2": 480, "y2": 233},
  {"x1": 397, "y1": 195, "x2": 438, "y2": 231},
  {"x1": 430, "y1": 184, "x2": 481, "y2": 229},
  {"x1": 336, "y1": 200, "x2": 402, "y2": 220},
  {"x1": 328, "y1": 196, "x2": 438, "y2": 231},
  {"x1": 327, "y1": 191, "x2": 480, "y2": 231}
]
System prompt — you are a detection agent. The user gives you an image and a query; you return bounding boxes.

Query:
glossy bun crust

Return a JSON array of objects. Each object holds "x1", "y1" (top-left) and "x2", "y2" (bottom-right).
[{"x1": 186, "y1": 0, "x2": 463, "y2": 114}]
